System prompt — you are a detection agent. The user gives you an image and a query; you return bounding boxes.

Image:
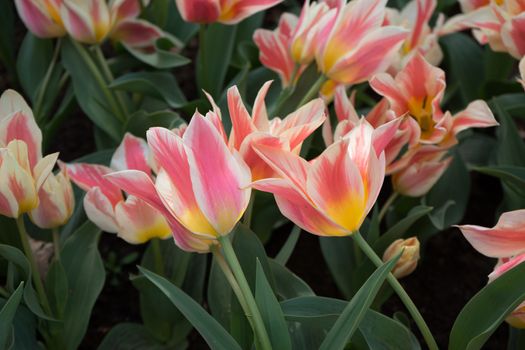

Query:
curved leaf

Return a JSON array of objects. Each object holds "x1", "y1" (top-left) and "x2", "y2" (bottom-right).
[{"x1": 0, "y1": 282, "x2": 24, "y2": 349}]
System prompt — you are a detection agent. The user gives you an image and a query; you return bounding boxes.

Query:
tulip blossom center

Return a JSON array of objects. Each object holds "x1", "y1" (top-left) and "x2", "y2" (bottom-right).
[
  {"x1": 43, "y1": 0, "x2": 63, "y2": 25},
  {"x1": 408, "y1": 95, "x2": 435, "y2": 138}
]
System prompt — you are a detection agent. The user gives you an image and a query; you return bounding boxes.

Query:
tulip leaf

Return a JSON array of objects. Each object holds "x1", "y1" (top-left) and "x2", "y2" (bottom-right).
[
  {"x1": 16, "y1": 34, "x2": 53, "y2": 101},
  {"x1": 59, "y1": 221, "x2": 105, "y2": 350},
  {"x1": 0, "y1": 301, "x2": 39, "y2": 349},
  {"x1": 0, "y1": 282, "x2": 24, "y2": 349},
  {"x1": 110, "y1": 71, "x2": 187, "y2": 108},
  {"x1": 126, "y1": 110, "x2": 185, "y2": 137},
  {"x1": 268, "y1": 259, "x2": 314, "y2": 300},
  {"x1": 320, "y1": 236, "x2": 359, "y2": 298},
  {"x1": 255, "y1": 259, "x2": 292, "y2": 350},
  {"x1": 138, "y1": 266, "x2": 242, "y2": 350},
  {"x1": 319, "y1": 255, "x2": 399, "y2": 350},
  {"x1": 449, "y1": 260, "x2": 525, "y2": 350},
  {"x1": 98, "y1": 323, "x2": 175, "y2": 350},
  {"x1": 124, "y1": 37, "x2": 190, "y2": 69},
  {"x1": 472, "y1": 165, "x2": 525, "y2": 190},
  {"x1": 275, "y1": 226, "x2": 302, "y2": 266},
  {"x1": 45, "y1": 259, "x2": 68, "y2": 319}
]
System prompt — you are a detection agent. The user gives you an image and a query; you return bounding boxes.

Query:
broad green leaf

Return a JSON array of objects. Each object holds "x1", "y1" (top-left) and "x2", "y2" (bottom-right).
[
  {"x1": 473, "y1": 166, "x2": 525, "y2": 189},
  {"x1": 126, "y1": 110, "x2": 184, "y2": 137},
  {"x1": 139, "y1": 267, "x2": 242, "y2": 350},
  {"x1": 60, "y1": 221, "x2": 105, "y2": 350},
  {"x1": 269, "y1": 259, "x2": 314, "y2": 300},
  {"x1": 98, "y1": 323, "x2": 176, "y2": 350},
  {"x1": 46, "y1": 260, "x2": 68, "y2": 319},
  {"x1": 320, "y1": 236, "x2": 359, "y2": 298},
  {"x1": 255, "y1": 260, "x2": 292, "y2": 350},
  {"x1": 61, "y1": 38, "x2": 124, "y2": 142},
  {"x1": 144, "y1": 0, "x2": 198, "y2": 44},
  {"x1": 0, "y1": 282, "x2": 24, "y2": 349},
  {"x1": 449, "y1": 260, "x2": 525, "y2": 350},
  {"x1": 110, "y1": 71, "x2": 187, "y2": 108},
  {"x1": 319, "y1": 256, "x2": 399, "y2": 350},
  {"x1": 16, "y1": 34, "x2": 53, "y2": 101}
]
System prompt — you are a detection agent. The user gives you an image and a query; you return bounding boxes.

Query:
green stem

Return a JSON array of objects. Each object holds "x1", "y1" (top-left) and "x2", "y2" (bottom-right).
[
  {"x1": 271, "y1": 64, "x2": 300, "y2": 116},
  {"x1": 151, "y1": 238, "x2": 165, "y2": 276},
  {"x1": 353, "y1": 231, "x2": 438, "y2": 350},
  {"x1": 275, "y1": 225, "x2": 301, "y2": 265},
  {"x1": 52, "y1": 228, "x2": 61, "y2": 262},
  {"x1": 296, "y1": 75, "x2": 327, "y2": 108},
  {"x1": 93, "y1": 45, "x2": 129, "y2": 117},
  {"x1": 34, "y1": 38, "x2": 62, "y2": 122},
  {"x1": 70, "y1": 39, "x2": 126, "y2": 123},
  {"x1": 378, "y1": 191, "x2": 399, "y2": 222},
  {"x1": 243, "y1": 192, "x2": 256, "y2": 227},
  {"x1": 218, "y1": 235, "x2": 272, "y2": 350},
  {"x1": 16, "y1": 217, "x2": 52, "y2": 315}
]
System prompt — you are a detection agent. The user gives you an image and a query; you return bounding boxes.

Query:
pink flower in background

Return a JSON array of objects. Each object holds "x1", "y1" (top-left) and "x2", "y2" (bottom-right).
[
  {"x1": 176, "y1": 0, "x2": 283, "y2": 25},
  {"x1": 63, "y1": 133, "x2": 172, "y2": 244},
  {"x1": 252, "y1": 120, "x2": 397, "y2": 236},
  {"x1": 0, "y1": 90, "x2": 58, "y2": 218},
  {"x1": 458, "y1": 209, "x2": 525, "y2": 328},
  {"x1": 14, "y1": 0, "x2": 66, "y2": 38},
  {"x1": 207, "y1": 81, "x2": 326, "y2": 180}
]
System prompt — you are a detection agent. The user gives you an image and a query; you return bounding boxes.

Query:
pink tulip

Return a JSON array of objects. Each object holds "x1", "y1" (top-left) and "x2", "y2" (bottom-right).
[
  {"x1": 314, "y1": 0, "x2": 408, "y2": 84},
  {"x1": 0, "y1": 90, "x2": 58, "y2": 218},
  {"x1": 30, "y1": 169, "x2": 74, "y2": 229},
  {"x1": 14, "y1": 0, "x2": 66, "y2": 38},
  {"x1": 252, "y1": 120, "x2": 395, "y2": 236},
  {"x1": 207, "y1": 81, "x2": 326, "y2": 180},
  {"x1": 107, "y1": 112, "x2": 251, "y2": 252},
  {"x1": 63, "y1": 133, "x2": 172, "y2": 244},
  {"x1": 176, "y1": 0, "x2": 283, "y2": 25}
]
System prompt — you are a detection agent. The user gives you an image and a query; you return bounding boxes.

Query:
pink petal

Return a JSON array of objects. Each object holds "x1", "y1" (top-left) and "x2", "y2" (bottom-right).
[
  {"x1": 451, "y1": 100, "x2": 498, "y2": 135},
  {"x1": 239, "y1": 132, "x2": 285, "y2": 181},
  {"x1": 252, "y1": 81, "x2": 272, "y2": 131},
  {"x1": 252, "y1": 178, "x2": 346, "y2": 236},
  {"x1": 501, "y1": 13, "x2": 525, "y2": 59},
  {"x1": 334, "y1": 85, "x2": 359, "y2": 123},
  {"x1": 488, "y1": 253, "x2": 525, "y2": 283},
  {"x1": 61, "y1": 0, "x2": 111, "y2": 44},
  {"x1": 110, "y1": 133, "x2": 150, "y2": 174},
  {"x1": 111, "y1": 19, "x2": 163, "y2": 49},
  {"x1": 184, "y1": 114, "x2": 252, "y2": 235},
  {"x1": 83, "y1": 187, "x2": 119, "y2": 233},
  {"x1": 110, "y1": 0, "x2": 141, "y2": 23},
  {"x1": 217, "y1": 0, "x2": 283, "y2": 25},
  {"x1": 372, "y1": 116, "x2": 403, "y2": 156},
  {"x1": 227, "y1": 85, "x2": 257, "y2": 150},
  {"x1": 458, "y1": 209, "x2": 525, "y2": 258},
  {"x1": 306, "y1": 139, "x2": 367, "y2": 232},
  {"x1": 14, "y1": 0, "x2": 66, "y2": 38},
  {"x1": 175, "y1": 0, "x2": 220, "y2": 23}
]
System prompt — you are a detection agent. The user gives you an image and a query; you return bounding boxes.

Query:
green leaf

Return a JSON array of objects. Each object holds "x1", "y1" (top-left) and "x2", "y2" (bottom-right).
[
  {"x1": 275, "y1": 226, "x2": 301, "y2": 266},
  {"x1": 0, "y1": 282, "x2": 24, "y2": 349},
  {"x1": 125, "y1": 38, "x2": 190, "y2": 69},
  {"x1": 320, "y1": 236, "x2": 359, "y2": 298},
  {"x1": 98, "y1": 323, "x2": 175, "y2": 350},
  {"x1": 110, "y1": 71, "x2": 187, "y2": 108},
  {"x1": 473, "y1": 165, "x2": 525, "y2": 189},
  {"x1": 16, "y1": 34, "x2": 53, "y2": 101},
  {"x1": 319, "y1": 256, "x2": 399, "y2": 350},
  {"x1": 126, "y1": 110, "x2": 184, "y2": 137},
  {"x1": 268, "y1": 259, "x2": 314, "y2": 300},
  {"x1": 449, "y1": 260, "x2": 525, "y2": 350},
  {"x1": 139, "y1": 266, "x2": 241, "y2": 350},
  {"x1": 46, "y1": 260, "x2": 68, "y2": 319},
  {"x1": 60, "y1": 221, "x2": 105, "y2": 350},
  {"x1": 255, "y1": 260, "x2": 292, "y2": 350},
  {"x1": 0, "y1": 0, "x2": 16, "y2": 81},
  {"x1": 61, "y1": 38, "x2": 124, "y2": 142}
]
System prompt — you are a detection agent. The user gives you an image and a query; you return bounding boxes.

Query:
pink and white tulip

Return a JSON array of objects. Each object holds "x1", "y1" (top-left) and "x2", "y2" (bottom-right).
[
  {"x1": 14, "y1": 0, "x2": 66, "y2": 38},
  {"x1": 63, "y1": 133, "x2": 172, "y2": 244},
  {"x1": 0, "y1": 90, "x2": 58, "y2": 218},
  {"x1": 30, "y1": 169, "x2": 74, "y2": 229},
  {"x1": 176, "y1": 0, "x2": 283, "y2": 25},
  {"x1": 314, "y1": 0, "x2": 408, "y2": 84},
  {"x1": 252, "y1": 120, "x2": 396, "y2": 236},
  {"x1": 382, "y1": 237, "x2": 420, "y2": 278}
]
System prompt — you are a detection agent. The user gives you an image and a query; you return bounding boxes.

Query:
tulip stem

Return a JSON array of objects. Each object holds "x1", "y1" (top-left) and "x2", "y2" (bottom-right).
[
  {"x1": 296, "y1": 75, "x2": 327, "y2": 108},
  {"x1": 16, "y1": 217, "x2": 52, "y2": 316},
  {"x1": 353, "y1": 231, "x2": 438, "y2": 350},
  {"x1": 218, "y1": 235, "x2": 272, "y2": 350},
  {"x1": 271, "y1": 64, "x2": 300, "y2": 116},
  {"x1": 378, "y1": 191, "x2": 399, "y2": 222},
  {"x1": 52, "y1": 228, "x2": 61, "y2": 262},
  {"x1": 151, "y1": 238, "x2": 165, "y2": 276},
  {"x1": 34, "y1": 38, "x2": 62, "y2": 122}
]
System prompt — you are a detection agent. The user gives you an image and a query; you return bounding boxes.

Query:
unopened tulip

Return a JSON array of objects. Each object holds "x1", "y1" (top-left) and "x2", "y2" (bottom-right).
[
  {"x1": 315, "y1": 0, "x2": 408, "y2": 84},
  {"x1": 176, "y1": 0, "x2": 283, "y2": 25},
  {"x1": 520, "y1": 55, "x2": 525, "y2": 90},
  {"x1": 63, "y1": 133, "x2": 172, "y2": 244},
  {"x1": 252, "y1": 120, "x2": 398, "y2": 236},
  {"x1": 0, "y1": 90, "x2": 58, "y2": 218},
  {"x1": 14, "y1": 0, "x2": 66, "y2": 38},
  {"x1": 210, "y1": 81, "x2": 326, "y2": 180},
  {"x1": 30, "y1": 169, "x2": 74, "y2": 229},
  {"x1": 382, "y1": 237, "x2": 420, "y2": 278}
]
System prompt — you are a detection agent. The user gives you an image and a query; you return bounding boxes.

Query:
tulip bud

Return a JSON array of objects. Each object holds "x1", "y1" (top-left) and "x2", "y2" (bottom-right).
[
  {"x1": 14, "y1": 0, "x2": 66, "y2": 38},
  {"x1": 382, "y1": 237, "x2": 420, "y2": 278}
]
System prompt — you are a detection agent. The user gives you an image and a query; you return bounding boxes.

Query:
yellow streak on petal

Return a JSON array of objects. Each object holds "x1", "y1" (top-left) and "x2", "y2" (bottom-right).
[
  {"x1": 133, "y1": 218, "x2": 172, "y2": 244},
  {"x1": 179, "y1": 207, "x2": 219, "y2": 238},
  {"x1": 324, "y1": 192, "x2": 366, "y2": 233},
  {"x1": 322, "y1": 38, "x2": 347, "y2": 73},
  {"x1": 407, "y1": 96, "x2": 436, "y2": 139}
]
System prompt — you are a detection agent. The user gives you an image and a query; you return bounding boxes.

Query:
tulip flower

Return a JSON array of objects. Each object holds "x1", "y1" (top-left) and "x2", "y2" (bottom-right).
[
  {"x1": 63, "y1": 133, "x2": 172, "y2": 244},
  {"x1": 520, "y1": 56, "x2": 525, "y2": 90},
  {"x1": 176, "y1": 0, "x2": 283, "y2": 25},
  {"x1": 385, "y1": 0, "x2": 445, "y2": 72},
  {"x1": 107, "y1": 112, "x2": 252, "y2": 252},
  {"x1": 314, "y1": 0, "x2": 408, "y2": 85},
  {"x1": 15, "y1": 0, "x2": 66, "y2": 38},
  {"x1": 214, "y1": 81, "x2": 326, "y2": 180},
  {"x1": 458, "y1": 209, "x2": 525, "y2": 328},
  {"x1": 252, "y1": 120, "x2": 398, "y2": 236},
  {"x1": 29, "y1": 169, "x2": 74, "y2": 229},
  {"x1": 0, "y1": 90, "x2": 58, "y2": 218},
  {"x1": 383, "y1": 237, "x2": 420, "y2": 278}
]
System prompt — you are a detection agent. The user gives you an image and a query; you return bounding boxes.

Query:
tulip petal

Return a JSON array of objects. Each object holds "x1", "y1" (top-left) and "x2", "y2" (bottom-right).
[
  {"x1": 33, "y1": 152, "x2": 59, "y2": 190},
  {"x1": 252, "y1": 178, "x2": 346, "y2": 236},
  {"x1": 110, "y1": 133, "x2": 150, "y2": 173},
  {"x1": 252, "y1": 80, "x2": 272, "y2": 131},
  {"x1": 0, "y1": 109, "x2": 42, "y2": 169},
  {"x1": 501, "y1": 13, "x2": 525, "y2": 59},
  {"x1": 115, "y1": 195, "x2": 172, "y2": 244},
  {"x1": 334, "y1": 85, "x2": 359, "y2": 123},
  {"x1": 14, "y1": 0, "x2": 66, "y2": 38},
  {"x1": 175, "y1": 0, "x2": 220, "y2": 23},
  {"x1": 227, "y1": 86, "x2": 257, "y2": 149},
  {"x1": 61, "y1": 0, "x2": 111, "y2": 44},
  {"x1": 239, "y1": 132, "x2": 285, "y2": 181},
  {"x1": 111, "y1": 19, "x2": 163, "y2": 49},
  {"x1": 110, "y1": 0, "x2": 141, "y2": 23},
  {"x1": 218, "y1": 0, "x2": 283, "y2": 25},
  {"x1": 458, "y1": 209, "x2": 525, "y2": 258},
  {"x1": 184, "y1": 114, "x2": 252, "y2": 235},
  {"x1": 84, "y1": 187, "x2": 119, "y2": 233},
  {"x1": 488, "y1": 253, "x2": 525, "y2": 283},
  {"x1": 306, "y1": 139, "x2": 367, "y2": 232},
  {"x1": 451, "y1": 100, "x2": 498, "y2": 135}
]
